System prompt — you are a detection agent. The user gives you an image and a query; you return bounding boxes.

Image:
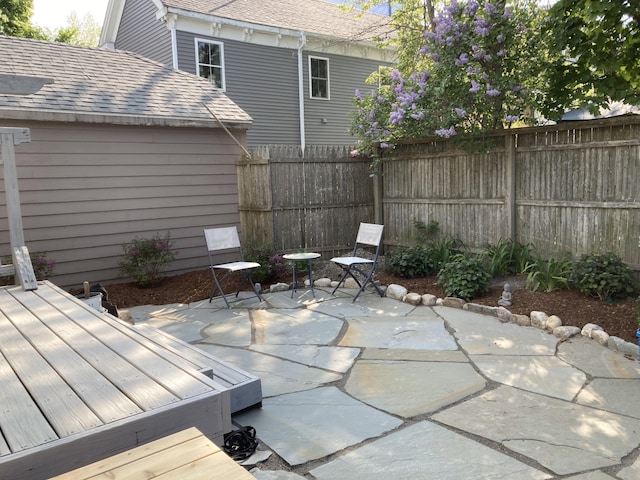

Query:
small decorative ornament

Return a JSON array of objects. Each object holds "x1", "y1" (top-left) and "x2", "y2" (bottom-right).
[{"x1": 498, "y1": 282, "x2": 512, "y2": 307}]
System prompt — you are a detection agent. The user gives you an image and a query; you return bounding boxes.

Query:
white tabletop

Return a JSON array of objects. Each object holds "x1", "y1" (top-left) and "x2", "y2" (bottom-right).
[{"x1": 283, "y1": 253, "x2": 321, "y2": 261}]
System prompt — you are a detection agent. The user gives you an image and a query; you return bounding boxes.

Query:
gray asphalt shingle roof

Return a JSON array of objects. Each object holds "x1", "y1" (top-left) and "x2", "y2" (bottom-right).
[
  {"x1": 162, "y1": 0, "x2": 392, "y2": 42},
  {"x1": 0, "y1": 36, "x2": 252, "y2": 127}
]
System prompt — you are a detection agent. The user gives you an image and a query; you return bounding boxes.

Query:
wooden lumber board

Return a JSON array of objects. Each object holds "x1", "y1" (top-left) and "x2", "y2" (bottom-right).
[
  {"x1": 134, "y1": 323, "x2": 257, "y2": 385},
  {"x1": 1, "y1": 288, "x2": 143, "y2": 422},
  {"x1": 0, "y1": 347, "x2": 57, "y2": 453},
  {"x1": 133, "y1": 323, "x2": 263, "y2": 412},
  {"x1": 49, "y1": 427, "x2": 256, "y2": 480},
  {"x1": 1, "y1": 394, "x2": 229, "y2": 480},
  {"x1": 0, "y1": 303, "x2": 102, "y2": 441},
  {"x1": 5, "y1": 286, "x2": 179, "y2": 411},
  {"x1": 31, "y1": 284, "x2": 213, "y2": 400}
]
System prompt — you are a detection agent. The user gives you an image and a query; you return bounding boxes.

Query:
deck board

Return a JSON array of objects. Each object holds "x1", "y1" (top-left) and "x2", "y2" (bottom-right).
[
  {"x1": 0, "y1": 281, "x2": 234, "y2": 480},
  {"x1": 0, "y1": 289, "x2": 143, "y2": 423}
]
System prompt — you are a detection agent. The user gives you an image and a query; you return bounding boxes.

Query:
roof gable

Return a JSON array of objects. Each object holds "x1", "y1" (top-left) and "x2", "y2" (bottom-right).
[
  {"x1": 161, "y1": 0, "x2": 393, "y2": 42},
  {"x1": 0, "y1": 36, "x2": 251, "y2": 128}
]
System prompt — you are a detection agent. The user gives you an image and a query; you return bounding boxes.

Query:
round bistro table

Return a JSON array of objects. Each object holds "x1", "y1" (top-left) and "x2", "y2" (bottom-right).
[{"x1": 282, "y1": 252, "x2": 321, "y2": 298}]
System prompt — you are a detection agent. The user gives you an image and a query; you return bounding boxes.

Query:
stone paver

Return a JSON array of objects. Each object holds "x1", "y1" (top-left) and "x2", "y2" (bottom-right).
[
  {"x1": 438, "y1": 307, "x2": 559, "y2": 355},
  {"x1": 345, "y1": 360, "x2": 485, "y2": 417},
  {"x1": 309, "y1": 421, "x2": 551, "y2": 480},
  {"x1": 471, "y1": 355, "x2": 587, "y2": 400},
  {"x1": 558, "y1": 336, "x2": 640, "y2": 378},
  {"x1": 433, "y1": 385, "x2": 640, "y2": 475},
  {"x1": 137, "y1": 293, "x2": 640, "y2": 479},
  {"x1": 234, "y1": 386, "x2": 403, "y2": 466},
  {"x1": 576, "y1": 378, "x2": 640, "y2": 419},
  {"x1": 339, "y1": 317, "x2": 458, "y2": 350}
]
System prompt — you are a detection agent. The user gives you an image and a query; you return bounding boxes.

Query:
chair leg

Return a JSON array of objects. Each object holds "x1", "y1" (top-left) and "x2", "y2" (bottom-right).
[{"x1": 209, "y1": 269, "x2": 231, "y2": 308}]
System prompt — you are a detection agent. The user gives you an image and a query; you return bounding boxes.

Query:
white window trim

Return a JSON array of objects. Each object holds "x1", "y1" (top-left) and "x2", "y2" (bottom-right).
[
  {"x1": 195, "y1": 37, "x2": 226, "y2": 91},
  {"x1": 308, "y1": 55, "x2": 330, "y2": 100}
]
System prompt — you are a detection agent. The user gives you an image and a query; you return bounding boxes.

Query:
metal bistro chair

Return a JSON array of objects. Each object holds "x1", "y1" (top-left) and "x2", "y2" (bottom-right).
[
  {"x1": 204, "y1": 227, "x2": 263, "y2": 308},
  {"x1": 331, "y1": 222, "x2": 385, "y2": 302}
]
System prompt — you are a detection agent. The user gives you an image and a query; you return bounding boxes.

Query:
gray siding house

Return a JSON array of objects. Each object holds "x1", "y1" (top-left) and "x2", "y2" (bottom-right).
[
  {"x1": 100, "y1": 0, "x2": 395, "y2": 148},
  {"x1": 0, "y1": 36, "x2": 252, "y2": 288}
]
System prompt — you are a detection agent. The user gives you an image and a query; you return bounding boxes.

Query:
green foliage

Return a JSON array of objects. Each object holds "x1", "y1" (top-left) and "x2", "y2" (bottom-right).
[
  {"x1": 244, "y1": 243, "x2": 283, "y2": 284},
  {"x1": 481, "y1": 238, "x2": 534, "y2": 277},
  {"x1": 51, "y1": 12, "x2": 101, "y2": 47},
  {"x1": 386, "y1": 245, "x2": 432, "y2": 278},
  {"x1": 569, "y1": 252, "x2": 637, "y2": 301},
  {"x1": 437, "y1": 253, "x2": 490, "y2": 300},
  {"x1": 1, "y1": 251, "x2": 56, "y2": 282},
  {"x1": 386, "y1": 220, "x2": 462, "y2": 278},
  {"x1": 524, "y1": 255, "x2": 573, "y2": 293},
  {"x1": 0, "y1": 0, "x2": 47, "y2": 39},
  {"x1": 350, "y1": 0, "x2": 549, "y2": 169},
  {"x1": 542, "y1": 0, "x2": 640, "y2": 119},
  {"x1": 119, "y1": 233, "x2": 178, "y2": 287}
]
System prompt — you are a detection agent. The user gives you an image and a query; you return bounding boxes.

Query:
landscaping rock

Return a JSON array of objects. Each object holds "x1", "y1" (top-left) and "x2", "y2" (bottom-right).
[
  {"x1": 403, "y1": 292, "x2": 422, "y2": 305},
  {"x1": 530, "y1": 311, "x2": 548, "y2": 330},
  {"x1": 386, "y1": 284, "x2": 408, "y2": 301},
  {"x1": 421, "y1": 294, "x2": 437, "y2": 306},
  {"x1": 270, "y1": 282, "x2": 290, "y2": 293},
  {"x1": 496, "y1": 307, "x2": 512, "y2": 323},
  {"x1": 591, "y1": 329, "x2": 610, "y2": 346},
  {"x1": 581, "y1": 323, "x2": 603, "y2": 338},
  {"x1": 546, "y1": 315, "x2": 562, "y2": 332},
  {"x1": 553, "y1": 326, "x2": 580, "y2": 339},
  {"x1": 442, "y1": 297, "x2": 465, "y2": 308},
  {"x1": 608, "y1": 336, "x2": 639, "y2": 357},
  {"x1": 512, "y1": 314, "x2": 531, "y2": 327},
  {"x1": 314, "y1": 278, "x2": 332, "y2": 287},
  {"x1": 463, "y1": 303, "x2": 498, "y2": 317},
  {"x1": 436, "y1": 297, "x2": 444, "y2": 306}
]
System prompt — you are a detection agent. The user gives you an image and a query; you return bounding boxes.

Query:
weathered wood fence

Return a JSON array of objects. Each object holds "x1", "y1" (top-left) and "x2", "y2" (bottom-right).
[{"x1": 240, "y1": 116, "x2": 640, "y2": 270}]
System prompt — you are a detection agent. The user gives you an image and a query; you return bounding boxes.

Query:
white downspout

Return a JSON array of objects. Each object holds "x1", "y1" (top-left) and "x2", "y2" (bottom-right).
[
  {"x1": 165, "y1": 14, "x2": 179, "y2": 69},
  {"x1": 297, "y1": 33, "x2": 306, "y2": 155}
]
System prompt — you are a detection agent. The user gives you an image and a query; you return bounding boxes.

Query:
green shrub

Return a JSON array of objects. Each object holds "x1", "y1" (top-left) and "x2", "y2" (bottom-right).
[
  {"x1": 569, "y1": 252, "x2": 637, "y2": 301},
  {"x1": 481, "y1": 238, "x2": 534, "y2": 277},
  {"x1": 244, "y1": 243, "x2": 283, "y2": 284},
  {"x1": 386, "y1": 245, "x2": 432, "y2": 278},
  {"x1": 120, "y1": 232, "x2": 178, "y2": 287},
  {"x1": 1, "y1": 251, "x2": 56, "y2": 284},
  {"x1": 425, "y1": 237, "x2": 464, "y2": 273},
  {"x1": 413, "y1": 219, "x2": 440, "y2": 244},
  {"x1": 524, "y1": 256, "x2": 573, "y2": 292},
  {"x1": 437, "y1": 254, "x2": 490, "y2": 300}
]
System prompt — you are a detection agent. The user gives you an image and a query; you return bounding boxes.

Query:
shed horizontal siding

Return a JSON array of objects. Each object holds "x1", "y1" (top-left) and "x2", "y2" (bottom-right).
[
  {"x1": 0, "y1": 121, "x2": 245, "y2": 288},
  {"x1": 176, "y1": 31, "x2": 300, "y2": 146}
]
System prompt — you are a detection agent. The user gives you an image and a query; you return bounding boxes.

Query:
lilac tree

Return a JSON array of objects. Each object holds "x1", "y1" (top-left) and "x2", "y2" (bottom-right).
[{"x1": 350, "y1": 0, "x2": 549, "y2": 166}]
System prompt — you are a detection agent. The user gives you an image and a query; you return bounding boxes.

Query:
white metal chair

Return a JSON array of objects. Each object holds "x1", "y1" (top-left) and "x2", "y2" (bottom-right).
[
  {"x1": 331, "y1": 222, "x2": 384, "y2": 302},
  {"x1": 204, "y1": 227, "x2": 263, "y2": 308}
]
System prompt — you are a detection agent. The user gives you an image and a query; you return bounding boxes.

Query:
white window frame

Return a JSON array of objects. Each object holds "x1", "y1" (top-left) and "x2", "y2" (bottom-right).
[
  {"x1": 195, "y1": 38, "x2": 226, "y2": 91},
  {"x1": 309, "y1": 56, "x2": 330, "y2": 100}
]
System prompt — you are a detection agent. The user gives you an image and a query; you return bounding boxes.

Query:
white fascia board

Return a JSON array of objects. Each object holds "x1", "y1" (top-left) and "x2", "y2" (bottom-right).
[{"x1": 99, "y1": 0, "x2": 126, "y2": 48}]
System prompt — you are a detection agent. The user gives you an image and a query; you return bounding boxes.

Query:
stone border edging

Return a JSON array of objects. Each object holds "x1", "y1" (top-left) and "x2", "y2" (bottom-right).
[{"x1": 382, "y1": 282, "x2": 639, "y2": 360}]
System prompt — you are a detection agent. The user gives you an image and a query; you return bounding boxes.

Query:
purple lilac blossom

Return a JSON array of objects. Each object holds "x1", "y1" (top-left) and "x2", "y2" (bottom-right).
[
  {"x1": 503, "y1": 7, "x2": 513, "y2": 19},
  {"x1": 455, "y1": 108, "x2": 467, "y2": 117},
  {"x1": 496, "y1": 34, "x2": 505, "y2": 43},
  {"x1": 484, "y1": 1, "x2": 497, "y2": 15},
  {"x1": 435, "y1": 126, "x2": 457, "y2": 138},
  {"x1": 497, "y1": 50, "x2": 505, "y2": 57},
  {"x1": 487, "y1": 87, "x2": 501, "y2": 96},
  {"x1": 355, "y1": 89, "x2": 361, "y2": 100},
  {"x1": 505, "y1": 115, "x2": 519, "y2": 123},
  {"x1": 469, "y1": 80, "x2": 481, "y2": 93},
  {"x1": 350, "y1": 149, "x2": 360, "y2": 157},
  {"x1": 411, "y1": 111, "x2": 425, "y2": 120}
]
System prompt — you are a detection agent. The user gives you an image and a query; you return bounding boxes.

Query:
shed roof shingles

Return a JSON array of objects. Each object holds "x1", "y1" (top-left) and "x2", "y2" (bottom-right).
[{"x1": 0, "y1": 36, "x2": 252, "y2": 127}]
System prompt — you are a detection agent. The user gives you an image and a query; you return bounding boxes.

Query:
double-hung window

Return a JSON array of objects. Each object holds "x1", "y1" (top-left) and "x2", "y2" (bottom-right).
[
  {"x1": 196, "y1": 39, "x2": 225, "y2": 90},
  {"x1": 309, "y1": 56, "x2": 329, "y2": 100}
]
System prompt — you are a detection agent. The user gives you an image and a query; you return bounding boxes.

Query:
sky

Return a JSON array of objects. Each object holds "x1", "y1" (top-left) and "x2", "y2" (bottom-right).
[{"x1": 32, "y1": 0, "x2": 111, "y2": 31}]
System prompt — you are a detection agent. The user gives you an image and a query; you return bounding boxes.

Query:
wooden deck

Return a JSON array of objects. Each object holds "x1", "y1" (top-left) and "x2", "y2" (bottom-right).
[
  {"x1": 51, "y1": 427, "x2": 257, "y2": 480},
  {"x1": 0, "y1": 281, "x2": 233, "y2": 480}
]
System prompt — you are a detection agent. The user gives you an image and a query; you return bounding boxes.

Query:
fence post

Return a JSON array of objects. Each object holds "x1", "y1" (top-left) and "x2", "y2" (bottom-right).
[{"x1": 505, "y1": 132, "x2": 516, "y2": 241}]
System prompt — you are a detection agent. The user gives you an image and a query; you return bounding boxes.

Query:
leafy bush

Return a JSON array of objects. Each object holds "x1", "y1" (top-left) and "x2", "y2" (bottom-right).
[
  {"x1": 386, "y1": 245, "x2": 432, "y2": 278},
  {"x1": 569, "y1": 252, "x2": 637, "y2": 301},
  {"x1": 120, "y1": 232, "x2": 178, "y2": 287},
  {"x1": 1, "y1": 251, "x2": 56, "y2": 282},
  {"x1": 481, "y1": 238, "x2": 534, "y2": 277},
  {"x1": 426, "y1": 237, "x2": 464, "y2": 272},
  {"x1": 244, "y1": 243, "x2": 283, "y2": 284},
  {"x1": 437, "y1": 254, "x2": 490, "y2": 300},
  {"x1": 524, "y1": 256, "x2": 573, "y2": 292}
]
